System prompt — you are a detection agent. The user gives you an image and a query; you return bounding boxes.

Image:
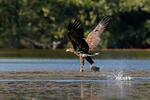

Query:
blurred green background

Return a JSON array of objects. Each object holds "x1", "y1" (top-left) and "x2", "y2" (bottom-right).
[{"x1": 0, "y1": 0, "x2": 150, "y2": 49}]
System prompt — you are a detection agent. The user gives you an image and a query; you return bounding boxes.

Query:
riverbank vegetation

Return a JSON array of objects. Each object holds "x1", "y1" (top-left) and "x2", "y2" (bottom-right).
[{"x1": 0, "y1": 0, "x2": 150, "y2": 49}]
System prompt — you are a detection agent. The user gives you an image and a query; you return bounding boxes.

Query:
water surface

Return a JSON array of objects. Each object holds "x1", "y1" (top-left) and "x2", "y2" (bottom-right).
[
  {"x1": 0, "y1": 78, "x2": 149, "y2": 100},
  {"x1": 0, "y1": 58, "x2": 149, "y2": 71},
  {"x1": 0, "y1": 58, "x2": 149, "y2": 100}
]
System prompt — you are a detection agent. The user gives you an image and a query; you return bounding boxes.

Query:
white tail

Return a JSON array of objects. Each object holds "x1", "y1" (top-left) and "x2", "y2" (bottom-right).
[
  {"x1": 94, "y1": 52, "x2": 99, "y2": 56},
  {"x1": 87, "y1": 52, "x2": 99, "y2": 57},
  {"x1": 81, "y1": 52, "x2": 99, "y2": 57}
]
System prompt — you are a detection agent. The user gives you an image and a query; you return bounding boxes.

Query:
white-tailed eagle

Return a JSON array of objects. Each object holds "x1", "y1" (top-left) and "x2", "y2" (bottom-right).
[{"x1": 66, "y1": 17, "x2": 109, "y2": 72}]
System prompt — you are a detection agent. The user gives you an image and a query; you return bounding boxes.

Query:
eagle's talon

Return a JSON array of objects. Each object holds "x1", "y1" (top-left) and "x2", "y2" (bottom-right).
[
  {"x1": 80, "y1": 68, "x2": 84, "y2": 72},
  {"x1": 90, "y1": 64, "x2": 93, "y2": 72}
]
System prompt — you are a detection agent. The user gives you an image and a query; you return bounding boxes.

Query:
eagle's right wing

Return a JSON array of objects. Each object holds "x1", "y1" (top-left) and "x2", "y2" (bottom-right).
[
  {"x1": 86, "y1": 17, "x2": 109, "y2": 50},
  {"x1": 67, "y1": 19, "x2": 89, "y2": 53}
]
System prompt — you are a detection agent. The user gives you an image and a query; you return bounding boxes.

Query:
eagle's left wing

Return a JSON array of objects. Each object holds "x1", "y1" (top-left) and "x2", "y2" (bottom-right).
[{"x1": 86, "y1": 17, "x2": 109, "y2": 50}]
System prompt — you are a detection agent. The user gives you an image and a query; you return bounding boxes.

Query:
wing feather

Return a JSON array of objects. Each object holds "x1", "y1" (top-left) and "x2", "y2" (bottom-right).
[
  {"x1": 86, "y1": 17, "x2": 109, "y2": 50},
  {"x1": 67, "y1": 19, "x2": 89, "y2": 53}
]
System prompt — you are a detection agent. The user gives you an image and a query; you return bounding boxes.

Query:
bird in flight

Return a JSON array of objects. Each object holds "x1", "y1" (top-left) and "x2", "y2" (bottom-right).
[{"x1": 66, "y1": 17, "x2": 109, "y2": 72}]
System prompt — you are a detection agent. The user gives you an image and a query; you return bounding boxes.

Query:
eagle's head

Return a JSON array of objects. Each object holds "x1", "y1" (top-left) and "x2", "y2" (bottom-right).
[{"x1": 66, "y1": 48, "x2": 70, "y2": 52}]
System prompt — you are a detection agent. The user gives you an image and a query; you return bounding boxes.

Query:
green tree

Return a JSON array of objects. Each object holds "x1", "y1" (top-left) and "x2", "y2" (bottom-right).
[{"x1": 0, "y1": 0, "x2": 149, "y2": 49}]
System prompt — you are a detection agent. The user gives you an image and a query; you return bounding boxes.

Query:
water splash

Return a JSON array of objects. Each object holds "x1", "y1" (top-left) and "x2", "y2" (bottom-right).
[{"x1": 113, "y1": 70, "x2": 132, "y2": 81}]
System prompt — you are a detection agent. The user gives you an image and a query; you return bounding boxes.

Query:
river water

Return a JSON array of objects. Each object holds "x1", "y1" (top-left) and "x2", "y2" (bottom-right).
[
  {"x1": 0, "y1": 58, "x2": 149, "y2": 70},
  {"x1": 0, "y1": 58, "x2": 149, "y2": 100}
]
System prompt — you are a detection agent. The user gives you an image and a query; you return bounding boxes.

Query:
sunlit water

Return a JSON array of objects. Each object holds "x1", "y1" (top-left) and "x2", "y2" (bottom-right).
[
  {"x1": 0, "y1": 58, "x2": 150, "y2": 100},
  {"x1": 0, "y1": 58, "x2": 149, "y2": 70}
]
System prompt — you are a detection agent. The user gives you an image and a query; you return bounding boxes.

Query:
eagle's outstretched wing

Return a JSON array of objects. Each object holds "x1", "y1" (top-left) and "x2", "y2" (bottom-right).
[
  {"x1": 67, "y1": 19, "x2": 89, "y2": 53},
  {"x1": 86, "y1": 17, "x2": 109, "y2": 50}
]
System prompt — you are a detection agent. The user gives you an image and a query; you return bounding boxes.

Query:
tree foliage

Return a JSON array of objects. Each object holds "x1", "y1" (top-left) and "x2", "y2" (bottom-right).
[{"x1": 0, "y1": 0, "x2": 150, "y2": 49}]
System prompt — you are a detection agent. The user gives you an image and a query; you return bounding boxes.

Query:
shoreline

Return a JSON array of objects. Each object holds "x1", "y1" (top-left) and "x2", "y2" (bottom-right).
[{"x1": 0, "y1": 49, "x2": 150, "y2": 59}]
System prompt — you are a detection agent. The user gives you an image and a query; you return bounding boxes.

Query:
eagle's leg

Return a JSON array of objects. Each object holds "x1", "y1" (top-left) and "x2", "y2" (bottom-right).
[
  {"x1": 85, "y1": 56, "x2": 94, "y2": 72},
  {"x1": 80, "y1": 55, "x2": 84, "y2": 72}
]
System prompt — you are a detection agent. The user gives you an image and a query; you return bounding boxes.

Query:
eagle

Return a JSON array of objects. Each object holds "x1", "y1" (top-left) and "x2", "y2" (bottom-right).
[{"x1": 66, "y1": 17, "x2": 109, "y2": 72}]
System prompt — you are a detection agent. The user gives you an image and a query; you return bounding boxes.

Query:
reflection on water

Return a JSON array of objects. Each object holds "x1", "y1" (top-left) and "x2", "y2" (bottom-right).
[
  {"x1": 81, "y1": 82, "x2": 84, "y2": 99},
  {"x1": 80, "y1": 79, "x2": 150, "y2": 100},
  {"x1": 80, "y1": 81, "x2": 130, "y2": 100},
  {"x1": 0, "y1": 79, "x2": 149, "y2": 100},
  {"x1": 81, "y1": 82, "x2": 97, "y2": 100}
]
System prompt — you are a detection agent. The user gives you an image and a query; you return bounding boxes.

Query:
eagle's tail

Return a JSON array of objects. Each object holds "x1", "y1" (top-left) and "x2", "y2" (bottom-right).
[
  {"x1": 81, "y1": 52, "x2": 99, "y2": 57},
  {"x1": 88, "y1": 52, "x2": 99, "y2": 56}
]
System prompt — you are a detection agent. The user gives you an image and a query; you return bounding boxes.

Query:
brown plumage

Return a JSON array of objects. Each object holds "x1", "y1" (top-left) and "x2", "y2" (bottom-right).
[
  {"x1": 66, "y1": 17, "x2": 109, "y2": 72},
  {"x1": 86, "y1": 18, "x2": 109, "y2": 50}
]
